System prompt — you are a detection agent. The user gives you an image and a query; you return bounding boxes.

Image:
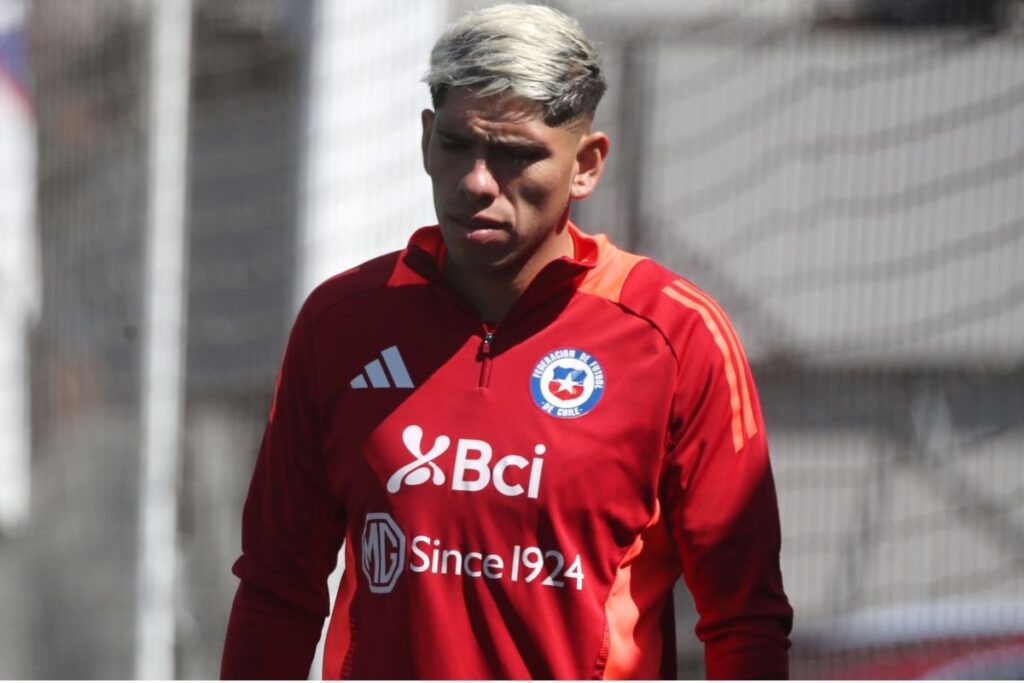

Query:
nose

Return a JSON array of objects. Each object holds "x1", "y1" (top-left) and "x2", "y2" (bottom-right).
[{"x1": 459, "y1": 157, "x2": 499, "y2": 203}]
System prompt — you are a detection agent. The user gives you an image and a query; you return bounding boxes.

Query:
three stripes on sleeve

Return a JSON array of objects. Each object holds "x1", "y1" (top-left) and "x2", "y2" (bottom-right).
[{"x1": 660, "y1": 279, "x2": 758, "y2": 454}]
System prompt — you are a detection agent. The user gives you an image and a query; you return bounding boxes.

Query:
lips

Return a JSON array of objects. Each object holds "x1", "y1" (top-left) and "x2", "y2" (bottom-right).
[
  {"x1": 451, "y1": 214, "x2": 509, "y2": 232},
  {"x1": 447, "y1": 215, "x2": 512, "y2": 246}
]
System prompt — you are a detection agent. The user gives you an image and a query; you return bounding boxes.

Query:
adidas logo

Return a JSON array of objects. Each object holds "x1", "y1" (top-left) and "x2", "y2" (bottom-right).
[{"x1": 350, "y1": 346, "x2": 414, "y2": 389}]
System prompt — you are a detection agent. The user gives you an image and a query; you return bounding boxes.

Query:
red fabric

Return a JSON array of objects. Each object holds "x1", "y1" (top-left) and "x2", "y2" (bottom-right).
[{"x1": 221, "y1": 224, "x2": 792, "y2": 679}]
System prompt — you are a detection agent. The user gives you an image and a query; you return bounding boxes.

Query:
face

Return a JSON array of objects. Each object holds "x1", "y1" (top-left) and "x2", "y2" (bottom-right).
[{"x1": 421, "y1": 87, "x2": 607, "y2": 282}]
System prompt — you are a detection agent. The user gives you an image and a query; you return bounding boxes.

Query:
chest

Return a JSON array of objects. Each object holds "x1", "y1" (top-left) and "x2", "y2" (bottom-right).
[{"x1": 314, "y1": 292, "x2": 676, "y2": 535}]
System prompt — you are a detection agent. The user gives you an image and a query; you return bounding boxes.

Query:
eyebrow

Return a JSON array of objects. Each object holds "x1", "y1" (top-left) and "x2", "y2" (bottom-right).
[{"x1": 435, "y1": 126, "x2": 548, "y2": 153}]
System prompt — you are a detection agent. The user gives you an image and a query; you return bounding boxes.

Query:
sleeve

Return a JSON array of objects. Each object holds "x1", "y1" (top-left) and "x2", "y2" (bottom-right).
[
  {"x1": 658, "y1": 314, "x2": 793, "y2": 680},
  {"x1": 221, "y1": 299, "x2": 347, "y2": 679}
]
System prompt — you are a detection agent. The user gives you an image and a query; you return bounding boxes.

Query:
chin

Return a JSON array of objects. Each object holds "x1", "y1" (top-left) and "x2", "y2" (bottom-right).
[
  {"x1": 446, "y1": 242, "x2": 522, "y2": 277},
  {"x1": 450, "y1": 250, "x2": 512, "y2": 275}
]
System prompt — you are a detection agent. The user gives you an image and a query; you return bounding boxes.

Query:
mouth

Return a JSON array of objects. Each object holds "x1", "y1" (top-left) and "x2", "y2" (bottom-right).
[{"x1": 449, "y1": 215, "x2": 511, "y2": 244}]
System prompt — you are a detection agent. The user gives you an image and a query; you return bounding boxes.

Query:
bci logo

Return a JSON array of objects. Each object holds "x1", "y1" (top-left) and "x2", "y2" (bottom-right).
[{"x1": 386, "y1": 425, "x2": 547, "y2": 499}]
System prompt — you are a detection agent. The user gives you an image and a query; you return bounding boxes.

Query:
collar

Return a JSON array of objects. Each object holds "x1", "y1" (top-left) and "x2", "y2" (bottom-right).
[{"x1": 387, "y1": 221, "x2": 617, "y2": 289}]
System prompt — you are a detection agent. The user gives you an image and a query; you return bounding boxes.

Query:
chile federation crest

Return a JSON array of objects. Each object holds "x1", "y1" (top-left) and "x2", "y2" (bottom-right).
[{"x1": 530, "y1": 348, "x2": 605, "y2": 419}]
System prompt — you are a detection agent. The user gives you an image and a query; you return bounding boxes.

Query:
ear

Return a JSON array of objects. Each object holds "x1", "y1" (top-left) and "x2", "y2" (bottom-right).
[
  {"x1": 421, "y1": 109, "x2": 435, "y2": 173},
  {"x1": 569, "y1": 130, "x2": 610, "y2": 201}
]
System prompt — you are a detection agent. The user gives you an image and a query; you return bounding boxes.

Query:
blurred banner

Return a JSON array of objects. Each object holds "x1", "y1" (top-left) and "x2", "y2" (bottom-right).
[
  {"x1": 0, "y1": 0, "x2": 36, "y2": 535},
  {"x1": 299, "y1": 0, "x2": 441, "y2": 303}
]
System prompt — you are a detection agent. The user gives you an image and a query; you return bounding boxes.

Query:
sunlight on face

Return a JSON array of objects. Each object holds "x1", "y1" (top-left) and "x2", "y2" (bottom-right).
[{"x1": 421, "y1": 87, "x2": 588, "y2": 279}]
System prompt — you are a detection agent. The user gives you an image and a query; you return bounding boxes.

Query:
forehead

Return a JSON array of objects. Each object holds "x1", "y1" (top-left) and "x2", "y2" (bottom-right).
[{"x1": 433, "y1": 87, "x2": 560, "y2": 142}]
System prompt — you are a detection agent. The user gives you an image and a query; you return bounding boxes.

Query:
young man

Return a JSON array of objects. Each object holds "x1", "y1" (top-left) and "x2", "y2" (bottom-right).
[{"x1": 222, "y1": 4, "x2": 792, "y2": 679}]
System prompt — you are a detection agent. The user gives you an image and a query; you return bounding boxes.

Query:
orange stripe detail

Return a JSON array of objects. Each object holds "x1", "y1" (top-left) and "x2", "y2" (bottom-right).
[
  {"x1": 323, "y1": 541, "x2": 357, "y2": 678},
  {"x1": 671, "y1": 280, "x2": 758, "y2": 440},
  {"x1": 602, "y1": 501, "x2": 678, "y2": 679},
  {"x1": 576, "y1": 234, "x2": 647, "y2": 303},
  {"x1": 661, "y1": 285, "x2": 745, "y2": 453}
]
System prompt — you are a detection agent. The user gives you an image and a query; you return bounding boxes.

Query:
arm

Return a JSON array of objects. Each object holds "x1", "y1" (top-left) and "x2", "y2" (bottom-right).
[
  {"x1": 659, "y1": 304, "x2": 793, "y2": 679},
  {"x1": 221, "y1": 301, "x2": 346, "y2": 679}
]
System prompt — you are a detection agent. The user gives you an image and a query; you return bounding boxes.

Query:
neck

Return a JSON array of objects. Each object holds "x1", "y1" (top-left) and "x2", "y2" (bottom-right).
[{"x1": 445, "y1": 224, "x2": 575, "y2": 324}]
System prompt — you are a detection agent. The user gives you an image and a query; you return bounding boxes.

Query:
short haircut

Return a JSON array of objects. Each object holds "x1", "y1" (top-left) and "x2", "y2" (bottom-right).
[{"x1": 425, "y1": 3, "x2": 606, "y2": 126}]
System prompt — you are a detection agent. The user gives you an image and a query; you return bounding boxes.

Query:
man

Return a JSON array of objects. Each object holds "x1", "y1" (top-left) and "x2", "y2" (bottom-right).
[{"x1": 222, "y1": 4, "x2": 792, "y2": 679}]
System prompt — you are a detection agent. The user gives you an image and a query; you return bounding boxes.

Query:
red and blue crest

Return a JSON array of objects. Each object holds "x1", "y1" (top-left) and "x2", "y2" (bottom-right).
[{"x1": 529, "y1": 348, "x2": 605, "y2": 419}]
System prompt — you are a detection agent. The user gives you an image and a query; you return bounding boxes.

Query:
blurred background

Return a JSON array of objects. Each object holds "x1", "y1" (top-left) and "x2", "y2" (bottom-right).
[{"x1": 1, "y1": 0, "x2": 1022, "y2": 678}]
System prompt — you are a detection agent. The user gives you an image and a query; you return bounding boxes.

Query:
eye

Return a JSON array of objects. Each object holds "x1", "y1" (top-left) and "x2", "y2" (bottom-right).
[
  {"x1": 499, "y1": 147, "x2": 541, "y2": 166},
  {"x1": 504, "y1": 150, "x2": 531, "y2": 165},
  {"x1": 438, "y1": 136, "x2": 469, "y2": 153}
]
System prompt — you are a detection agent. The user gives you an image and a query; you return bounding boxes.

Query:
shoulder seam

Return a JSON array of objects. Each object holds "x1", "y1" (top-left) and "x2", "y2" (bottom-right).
[
  {"x1": 601, "y1": 259, "x2": 684, "y2": 364},
  {"x1": 304, "y1": 253, "x2": 407, "y2": 329},
  {"x1": 576, "y1": 289, "x2": 682, "y2": 367},
  {"x1": 309, "y1": 279, "x2": 418, "y2": 331}
]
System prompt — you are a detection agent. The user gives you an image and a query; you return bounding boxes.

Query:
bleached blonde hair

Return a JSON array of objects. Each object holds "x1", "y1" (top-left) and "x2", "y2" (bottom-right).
[{"x1": 425, "y1": 3, "x2": 606, "y2": 126}]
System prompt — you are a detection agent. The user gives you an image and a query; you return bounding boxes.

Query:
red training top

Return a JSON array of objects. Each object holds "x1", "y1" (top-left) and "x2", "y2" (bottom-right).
[{"x1": 222, "y1": 224, "x2": 793, "y2": 679}]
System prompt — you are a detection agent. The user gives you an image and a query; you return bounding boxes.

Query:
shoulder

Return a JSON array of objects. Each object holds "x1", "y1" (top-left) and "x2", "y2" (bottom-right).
[
  {"x1": 618, "y1": 254, "x2": 763, "y2": 454},
  {"x1": 601, "y1": 250, "x2": 739, "y2": 364},
  {"x1": 298, "y1": 250, "x2": 405, "y2": 327},
  {"x1": 575, "y1": 232, "x2": 741, "y2": 363}
]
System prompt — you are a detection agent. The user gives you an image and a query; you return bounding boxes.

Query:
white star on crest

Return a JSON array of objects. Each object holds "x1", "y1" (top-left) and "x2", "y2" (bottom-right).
[{"x1": 554, "y1": 375, "x2": 581, "y2": 393}]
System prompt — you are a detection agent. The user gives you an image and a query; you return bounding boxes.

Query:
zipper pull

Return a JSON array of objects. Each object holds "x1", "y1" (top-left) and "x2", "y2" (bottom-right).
[{"x1": 480, "y1": 330, "x2": 495, "y2": 357}]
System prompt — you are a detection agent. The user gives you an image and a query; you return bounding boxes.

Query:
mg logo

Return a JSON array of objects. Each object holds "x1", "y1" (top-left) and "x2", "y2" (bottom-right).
[{"x1": 361, "y1": 513, "x2": 405, "y2": 594}]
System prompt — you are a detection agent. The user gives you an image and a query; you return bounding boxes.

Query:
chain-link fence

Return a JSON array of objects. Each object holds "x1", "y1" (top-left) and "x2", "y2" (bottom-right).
[
  {"x1": 573, "y1": 2, "x2": 1024, "y2": 676},
  {"x1": 1, "y1": 0, "x2": 1022, "y2": 678}
]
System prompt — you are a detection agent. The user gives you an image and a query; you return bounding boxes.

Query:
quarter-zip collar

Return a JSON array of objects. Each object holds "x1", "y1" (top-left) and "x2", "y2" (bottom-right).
[
  {"x1": 388, "y1": 221, "x2": 613, "y2": 309},
  {"x1": 387, "y1": 222, "x2": 624, "y2": 383}
]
